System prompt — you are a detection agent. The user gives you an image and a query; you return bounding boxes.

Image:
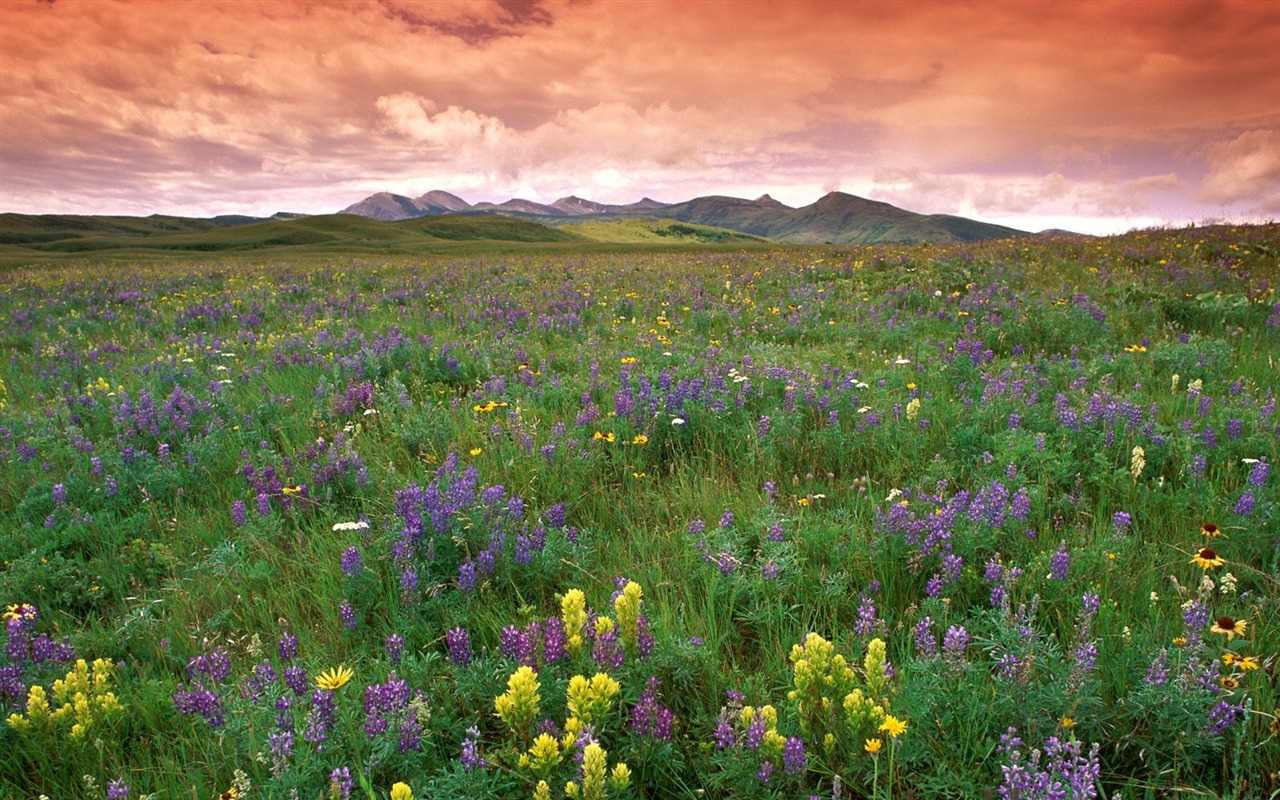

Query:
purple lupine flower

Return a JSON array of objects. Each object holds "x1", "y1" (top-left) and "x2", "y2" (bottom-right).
[
  {"x1": 241, "y1": 659, "x2": 278, "y2": 703},
  {"x1": 385, "y1": 634, "x2": 405, "y2": 664},
  {"x1": 340, "y1": 546, "x2": 363, "y2": 577},
  {"x1": 543, "y1": 618, "x2": 567, "y2": 663},
  {"x1": 636, "y1": 616, "x2": 654, "y2": 660},
  {"x1": 1227, "y1": 418, "x2": 1243, "y2": 439},
  {"x1": 278, "y1": 631, "x2": 299, "y2": 661},
  {"x1": 275, "y1": 694, "x2": 294, "y2": 730},
  {"x1": 714, "y1": 551, "x2": 736, "y2": 576},
  {"x1": 1233, "y1": 491, "x2": 1255, "y2": 517},
  {"x1": 52, "y1": 483, "x2": 66, "y2": 507},
  {"x1": 1009, "y1": 487, "x2": 1031, "y2": 521},
  {"x1": 995, "y1": 653, "x2": 1021, "y2": 680},
  {"x1": 767, "y1": 521, "x2": 784, "y2": 542},
  {"x1": 105, "y1": 474, "x2": 118, "y2": 497},
  {"x1": 756, "y1": 759, "x2": 775, "y2": 783},
  {"x1": 187, "y1": 649, "x2": 232, "y2": 684},
  {"x1": 1049, "y1": 542, "x2": 1070, "y2": 581},
  {"x1": 762, "y1": 561, "x2": 781, "y2": 581},
  {"x1": 914, "y1": 617, "x2": 937, "y2": 658},
  {"x1": 1112, "y1": 511, "x2": 1131, "y2": 537},
  {"x1": 943, "y1": 625, "x2": 969, "y2": 665},
  {"x1": 256, "y1": 491, "x2": 271, "y2": 517},
  {"x1": 1144, "y1": 649, "x2": 1169, "y2": 686},
  {"x1": 461, "y1": 725, "x2": 487, "y2": 770},
  {"x1": 283, "y1": 665, "x2": 308, "y2": 696},
  {"x1": 500, "y1": 624, "x2": 534, "y2": 665},
  {"x1": 592, "y1": 627, "x2": 624, "y2": 670},
  {"x1": 303, "y1": 688, "x2": 336, "y2": 751},
  {"x1": 399, "y1": 715, "x2": 422, "y2": 753},
  {"x1": 269, "y1": 729, "x2": 294, "y2": 776},
  {"x1": 744, "y1": 713, "x2": 767, "y2": 750},
  {"x1": 713, "y1": 710, "x2": 737, "y2": 749},
  {"x1": 173, "y1": 683, "x2": 225, "y2": 728},
  {"x1": 630, "y1": 676, "x2": 675, "y2": 741},
  {"x1": 458, "y1": 561, "x2": 477, "y2": 593},
  {"x1": 1204, "y1": 701, "x2": 1243, "y2": 737},
  {"x1": 363, "y1": 671, "x2": 411, "y2": 743},
  {"x1": 1249, "y1": 460, "x2": 1269, "y2": 487},
  {"x1": 719, "y1": 510, "x2": 734, "y2": 529},
  {"x1": 688, "y1": 518, "x2": 705, "y2": 536},
  {"x1": 400, "y1": 568, "x2": 418, "y2": 599},
  {"x1": 106, "y1": 779, "x2": 131, "y2": 800},
  {"x1": 231, "y1": 500, "x2": 247, "y2": 527},
  {"x1": 339, "y1": 600, "x2": 358, "y2": 630},
  {"x1": 329, "y1": 767, "x2": 353, "y2": 800},
  {"x1": 446, "y1": 627, "x2": 472, "y2": 666},
  {"x1": 757, "y1": 415, "x2": 772, "y2": 438},
  {"x1": 1191, "y1": 454, "x2": 1206, "y2": 479},
  {"x1": 783, "y1": 736, "x2": 807, "y2": 775},
  {"x1": 854, "y1": 596, "x2": 877, "y2": 636},
  {"x1": 1073, "y1": 641, "x2": 1099, "y2": 675}
]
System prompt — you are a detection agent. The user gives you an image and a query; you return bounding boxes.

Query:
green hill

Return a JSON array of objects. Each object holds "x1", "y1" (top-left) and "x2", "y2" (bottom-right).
[
  {"x1": 0, "y1": 213, "x2": 584, "y2": 256},
  {"x1": 551, "y1": 217, "x2": 772, "y2": 244}
]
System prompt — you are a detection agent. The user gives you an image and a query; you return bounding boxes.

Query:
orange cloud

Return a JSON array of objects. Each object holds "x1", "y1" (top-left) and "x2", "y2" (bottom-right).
[{"x1": 1, "y1": 0, "x2": 1276, "y2": 230}]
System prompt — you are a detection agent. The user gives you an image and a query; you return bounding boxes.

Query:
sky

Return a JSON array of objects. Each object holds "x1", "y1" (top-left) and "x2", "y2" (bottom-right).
[{"x1": 2, "y1": 0, "x2": 1279, "y2": 235}]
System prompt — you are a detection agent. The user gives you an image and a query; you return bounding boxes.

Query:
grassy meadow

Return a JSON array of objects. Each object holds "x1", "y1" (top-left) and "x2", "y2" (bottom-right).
[{"x1": 1, "y1": 226, "x2": 1278, "y2": 799}]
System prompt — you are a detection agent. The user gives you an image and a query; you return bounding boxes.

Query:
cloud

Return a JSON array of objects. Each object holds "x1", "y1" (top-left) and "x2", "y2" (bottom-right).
[
  {"x1": 376, "y1": 94, "x2": 510, "y2": 149},
  {"x1": 869, "y1": 169, "x2": 1183, "y2": 221},
  {"x1": 1196, "y1": 130, "x2": 1280, "y2": 212},
  {"x1": 1, "y1": 0, "x2": 1279, "y2": 225}
]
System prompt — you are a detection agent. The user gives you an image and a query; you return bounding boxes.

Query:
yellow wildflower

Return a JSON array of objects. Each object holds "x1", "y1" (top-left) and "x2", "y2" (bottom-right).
[
  {"x1": 879, "y1": 714, "x2": 907, "y2": 738},
  {"x1": 316, "y1": 666, "x2": 354, "y2": 691}
]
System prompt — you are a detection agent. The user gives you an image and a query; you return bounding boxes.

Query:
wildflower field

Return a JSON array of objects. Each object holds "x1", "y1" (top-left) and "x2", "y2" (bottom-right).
[{"x1": 1, "y1": 226, "x2": 1278, "y2": 799}]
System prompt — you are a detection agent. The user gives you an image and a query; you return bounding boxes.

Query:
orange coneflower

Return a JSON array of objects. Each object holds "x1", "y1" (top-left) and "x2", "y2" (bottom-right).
[
  {"x1": 1190, "y1": 547, "x2": 1225, "y2": 570},
  {"x1": 1210, "y1": 617, "x2": 1247, "y2": 640},
  {"x1": 1238, "y1": 656, "x2": 1260, "y2": 671},
  {"x1": 1219, "y1": 676, "x2": 1240, "y2": 691},
  {"x1": 1201, "y1": 523, "x2": 1223, "y2": 538}
]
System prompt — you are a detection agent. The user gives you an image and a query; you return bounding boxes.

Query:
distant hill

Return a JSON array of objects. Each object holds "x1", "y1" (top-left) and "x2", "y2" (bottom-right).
[
  {"x1": 339, "y1": 191, "x2": 474, "y2": 221},
  {"x1": 339, "y1": 189, "x2": 1025, "y2": 243},
  {"x1": 552, "y1": 217, "x2": 772, "y2": 244},
  {"x1": 0, "y1": 212, "x2": 583, "y2": 254}
]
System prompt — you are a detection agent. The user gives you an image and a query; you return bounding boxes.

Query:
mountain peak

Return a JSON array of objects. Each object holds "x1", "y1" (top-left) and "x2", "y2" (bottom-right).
[
  {"x1": 754, "y1": 193, "x2": 791, "y2": 208},
  {"x1": 551, "y1": 196, "x2": 609, "y2": 215},
  {"x1": 416, "y1": 190, "x2": 471, "y2": 212}
]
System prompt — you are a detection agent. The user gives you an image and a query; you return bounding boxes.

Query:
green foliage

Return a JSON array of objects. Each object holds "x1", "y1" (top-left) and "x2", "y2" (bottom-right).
[{"x1": 0, "y1": 224, "x2": 1278, "y2": 798}]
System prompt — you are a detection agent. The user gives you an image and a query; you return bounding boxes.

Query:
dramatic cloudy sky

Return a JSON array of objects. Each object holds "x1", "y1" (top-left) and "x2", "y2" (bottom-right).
[{"x1": 2, "y1": 0, "x2": 1279, "y2": 233}]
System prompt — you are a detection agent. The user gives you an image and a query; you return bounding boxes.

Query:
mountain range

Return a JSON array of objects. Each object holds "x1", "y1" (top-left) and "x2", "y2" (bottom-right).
[{"x1": 340, "y1": 190, "x2": 1028, "y2": 244}]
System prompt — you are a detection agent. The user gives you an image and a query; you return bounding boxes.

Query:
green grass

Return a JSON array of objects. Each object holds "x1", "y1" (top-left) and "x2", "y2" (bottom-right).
[{"x1": 0, "y1": 225, "x2": 1277, "y2": 799}]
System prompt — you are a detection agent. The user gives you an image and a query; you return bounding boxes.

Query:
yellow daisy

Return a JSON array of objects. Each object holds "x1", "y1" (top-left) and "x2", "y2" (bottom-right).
[
  {"x1": 1190, "y1": 547, "x2": 1225, "y2": 570},
  {"x1": 864, "y1": 738, "x2": 882, "y2": 754},
  {"x1": 1238, "y1": 656, "x2": 1260, "y2": 671},
  {"x1": 316, "y1": 665, "x2": 354, "y2": 691},
  {"x1": 1210, "y1": 617, "x2": 1247, "y2": 640},
  {"x1": 879, "y1": 714, "x2": 907, "y2": 738}
]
